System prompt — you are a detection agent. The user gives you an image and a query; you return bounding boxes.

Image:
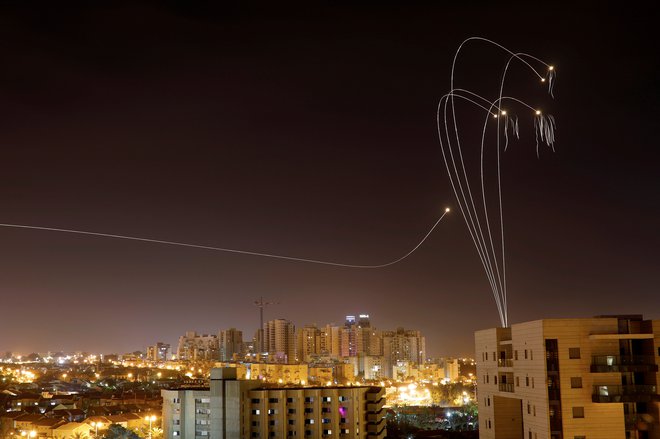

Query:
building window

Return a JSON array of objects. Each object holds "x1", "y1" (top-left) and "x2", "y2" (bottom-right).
[
  {"x1": 268, "y1": 409, "x2": 277, "y2": 415},
  {"x1": 322, "y1": 407, "x2": 331, "y2": 413},
  {"x1": 288, "y1": 432, "x2": 297, "y2": 437},
  {"x1": 252, "y1": 409, "x2": 261, "y2": 415},
  {"x1": 569, "y1": 348, "x2": 581, "y2": 359},
  {"x1": 305, "y1": 397, "x2": 314, "y2": 403},
  {"x1": 173, "y1": 433, "x2": 180, "y2": 437},
  {"x1": 323, "y1": 430, "x2": 332, "y2": 435},
  {"x1": 514, "y1": 350, "x2": 518, "y2": 360},
  {"x1": 530, "y1": 350, "x2": 533, "y2": 360},
  {"x1": 529, "y1": 431, "x2": 532, "y2": 439},
  {"x1": 289, "y1": 420, "x2": 295, "y2": 425},
  {"x1": 494, "y1": 375, "x2": 498, "y2": 385},
  {"x1": 322, "y1": 418, "x2": 331, "y2": 424},
  {"x1": 572, "y1": 407, "x2": 585, "y2": 418},
  {"x1": 527, "y1": 403, "x2": 531, "y2": 414},
  {"x1": 338, "y1": 396, "x2": 348, "y2": 402},
  {"x1": 533, "y1": 405, "x2": 536, "y2": 416},
  {"x1": 305, "y1": 431, "x2": 312, "y2": 436},
  {"x1": 269, "y1": 398, "x2": 279, "y2": 403},
  {"x1": 531, "y1": 377, "x2": 535, "y2": 388},
  {"x1": 173, "y1": 398, "x2": 180, "y2": 403},
  {"x1": 485, "y1": 352, "x2": 488, "y2": 361},
  {"x1": 492, "y1": 351, "x2": 496, "y2": 361},
  {"x1": 252, "y1": 398, "x2": 261, "y2": 404},
  {"x1": 269, "y1": 420, "x2": 276, "y2": 426},
  {"x1": 571, "y1": 377, "x2": 583, "y2": 388},
  {"x1": 524, "y1": 350, "x2": 528, "y2": 359},
  {"x1": 486, "y1": 375, "x2": 489, "y2": 384},
  {"x1": 574, "y1": 436, "x2": 586, "y2": 439},
  {"x1": 252, "y1": 421, "x2": 260, "y2": 427},
  {"x1": 322, "y1": 396, "x2": 332, "y2": 402},
  {"x1": 516, "y1": 376, "x2": 520, "y2": 387},
  {"x1": 288, "y1": 408, "x2": 296, "y2": 414},
  {"x1": 287, "y1": 398, "x2": 294, "y2": 403},
  {"x1": 304, "y1": 408, "x2": 313, "y2": 414},
  {"x1": 305, "y1": 419, "x2": 315, "y2": 425},
  {"x1": 526, "y1": 376, "x2": 530, "y2": 386},
  {"x1": 340, "y1": 417, "x2": 347, "y2": 424},
  {"x1": 487, "y1": 397, "x2": 491, "y2": 406}
]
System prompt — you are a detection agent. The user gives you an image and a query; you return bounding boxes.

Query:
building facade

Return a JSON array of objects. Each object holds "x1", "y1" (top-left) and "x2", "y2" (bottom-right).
[
  {"x1": 177, "y1": 332, "x2": 220, "y2": 361},
  {"x1": 220, "y1": 328, "x2": 244, "y2": 361},
  {"x1": 475, "y1": 315, "x2": 660, "y2": 439},
  {"x1": 161, "y1": 368, "x2": 386, "y2": 438},
  {"x1": 265, "y1": 319, "x2": 296, "y2": 364}
]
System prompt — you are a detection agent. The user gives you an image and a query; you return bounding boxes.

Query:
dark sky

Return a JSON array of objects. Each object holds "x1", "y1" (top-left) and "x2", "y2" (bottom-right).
[{"x1": 0, "y1": 2, "x2": 658, "y2": 357}]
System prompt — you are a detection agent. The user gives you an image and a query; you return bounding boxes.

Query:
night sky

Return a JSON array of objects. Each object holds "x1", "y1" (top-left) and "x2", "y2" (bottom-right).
[{"x1": 1, "y1": 2, "x2": 658, "y2": 356}]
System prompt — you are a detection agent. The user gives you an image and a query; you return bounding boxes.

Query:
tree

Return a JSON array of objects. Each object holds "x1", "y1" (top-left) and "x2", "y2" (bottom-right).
[
  {"x1": 70, "y1": 433, "x2": 89, "y2": 439},
  {"x1": 102, "y1": 425, "x2": 141, "y2": 439}
]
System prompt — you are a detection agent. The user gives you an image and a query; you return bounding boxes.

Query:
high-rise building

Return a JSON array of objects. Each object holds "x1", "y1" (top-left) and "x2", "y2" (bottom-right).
[
  {"x1": 341, "y1": 314, "x2": 380, "y2": 358},
  {"x1": 475, "y1": 315, "x2": 660, "y2": 439},
  {"x1": 297, "y1": 325, "x2": 322, "y2": 363},
  {"x1": 320, "y1": 325, "x2": 341, "y2": 358},
  {"x1": 161, "y1": 368, "x2": 387, "y2": 438},
  {"x1": 381, "y1": 328, "x2": 426, "y2": 379},
  {"x1": 265, "y1": 319, "x2": 296, "y2": 363},
  {"x1": 176, "y1": 331, "x2": 219, "y2": 361},
  {"x1": 219, "y1": 328, "x2": 244, "y2": 361},
  {"x1": 147, "y1": 342, "x2": 170, "y2": 362}
]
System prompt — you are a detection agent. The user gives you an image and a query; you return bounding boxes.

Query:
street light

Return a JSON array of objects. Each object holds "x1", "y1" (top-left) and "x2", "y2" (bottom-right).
[
  {"x1": 90, "y1": 422, "x2": 104, "y2": 438},
  {"x1": 145, "y1": 415, "x2": 157, "y2": 439}
]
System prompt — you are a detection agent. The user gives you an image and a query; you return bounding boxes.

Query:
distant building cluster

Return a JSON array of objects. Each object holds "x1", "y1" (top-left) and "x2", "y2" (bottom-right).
[{"x1": 173, "y1": 313, "x2": 443, "y2": 382}]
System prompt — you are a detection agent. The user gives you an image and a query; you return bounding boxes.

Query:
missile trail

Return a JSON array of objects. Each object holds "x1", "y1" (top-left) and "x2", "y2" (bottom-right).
[{"x1": 0, "y1": 208, "x2": 450, "y2": 269}]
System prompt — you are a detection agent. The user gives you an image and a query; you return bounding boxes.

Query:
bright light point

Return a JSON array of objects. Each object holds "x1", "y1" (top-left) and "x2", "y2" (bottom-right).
[
  {"x1": 548, "y1": 65, "x2": 554, "y2": 71},
  {"x1": 541, "y1": 78, "x2": 546, "y2": 82},
  {"x1": 445, "y1": 207, "x2": 450, "y2": 213},
  {"x1": 535, "y1": 110, "x2": 541, "y2": 115},
  {"x1": 493, "y1": 114, "x2": 498, "y2": 118},
  {"x1": 501, "y1": 110, "x2": 506, "y2": 115}
]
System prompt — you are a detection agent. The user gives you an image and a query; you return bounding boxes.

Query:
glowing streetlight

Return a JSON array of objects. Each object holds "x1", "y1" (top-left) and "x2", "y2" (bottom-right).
[
  {"x1": 145, "y1": 415, "x2": 157, "y2": 439},
  {"x1": 90, "y1": 422, "x2": 104, "y2": 438}
]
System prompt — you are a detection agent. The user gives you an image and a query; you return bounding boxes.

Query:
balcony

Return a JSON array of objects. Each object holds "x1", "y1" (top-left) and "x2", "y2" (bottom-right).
[
  {"x1": 592, "y1": 385, "x2": 658, "y2": 403},
  {"x1": 498, "y1": 383, "x2": 514, "y2": 393},
  {"x1": 497, "y1": 358, "x2": 514, "y2": 368},
  {"x1": 625, "y1": 413, "x2": 655, "y2": 430},
  {"x1": 591, "y1": 355, "x2": 658, "y2": 373}
]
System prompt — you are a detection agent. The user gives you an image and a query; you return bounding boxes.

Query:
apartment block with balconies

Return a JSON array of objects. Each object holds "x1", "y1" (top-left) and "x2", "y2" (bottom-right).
[{"x1": 476, "y1": 315, "x2": 660, "y2": 439}]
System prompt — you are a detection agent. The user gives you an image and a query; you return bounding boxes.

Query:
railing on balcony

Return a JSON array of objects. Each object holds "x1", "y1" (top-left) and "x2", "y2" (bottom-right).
[
  {"x1": 592, "y1": 385, "x2": 658, "y2": 403},
  {"x1": 591, "y1": 355, "x2": 658, "y2": 373},
  {"x1": 498, "y1": 383, "x2": 514, "y2": 393},
  {"x1": 497, "y1": 358, "x2": 514, "y2": 367}
]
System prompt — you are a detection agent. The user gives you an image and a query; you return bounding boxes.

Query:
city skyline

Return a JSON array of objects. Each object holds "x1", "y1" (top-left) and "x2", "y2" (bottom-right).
[{"x1": 0, "y1": 3, "x2": 658, "y2": 356}]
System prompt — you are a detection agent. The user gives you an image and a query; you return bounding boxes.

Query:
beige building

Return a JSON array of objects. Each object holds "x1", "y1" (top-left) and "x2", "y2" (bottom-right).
[
  {"x1": 220, "y1": 328, "x2": 244, "y2": 361},
  {"x1": 475, "y1": 315, "x2": 660, "y2": 439},
  {"x1": 265, "y1": 319, "x2": 296, "y2": 363},
  {"x1": 161, "y1": 368, "x2": 386, "y2": 438},
  {"x1": 177, "y1": 331, "x2": 220, "y2": 361},
  {"x1": 381, "y1": 328, "x2": 426, "y2": 379}
]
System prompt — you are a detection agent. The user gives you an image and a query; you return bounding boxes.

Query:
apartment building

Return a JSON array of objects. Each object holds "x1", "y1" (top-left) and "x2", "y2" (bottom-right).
[
  {"x1": 475, "y1": 315, "x2": 660, "y2": 439},
  {"x1": 161, "y1": 368, "x2": 386, "y2": 438}
]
